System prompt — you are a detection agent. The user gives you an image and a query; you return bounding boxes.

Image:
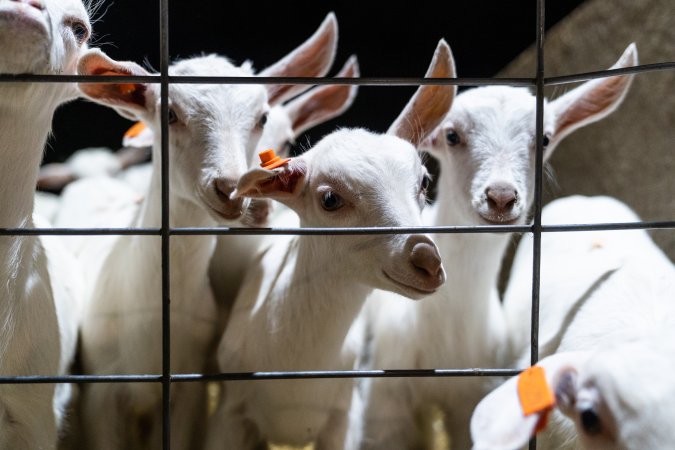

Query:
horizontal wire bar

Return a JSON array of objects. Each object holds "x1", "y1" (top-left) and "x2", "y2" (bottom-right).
[
  {"x1": 2, "y1": 62, "x2": 673, "y2": 86},
  {"x1": 0, "y1": 375, "x2": 161, "y2": 384},
  {"x1": 0, "y1": 228, "x2": 160, "y2": 236},
  {"x1": 545, "y1": 61, "x2": 675, "y2": 85},
  {"x1": 2, "y1": 220, "x2": 674, "y2": 237},
  {"x1": 0, "y1": 369, "x2": 522, "y2": 384},
  {"x1": 175, "y1": 368, "x2": 522, "y2": 381},
  {"x1": 171, "y1": 225, "x2": 532, "y2": 235},
  {"x1": 0, "y1": 74, "x2": 533, "y2": 86},
  {"x1": 543, "y1": 220, "x2": 675, "y2": 232}
]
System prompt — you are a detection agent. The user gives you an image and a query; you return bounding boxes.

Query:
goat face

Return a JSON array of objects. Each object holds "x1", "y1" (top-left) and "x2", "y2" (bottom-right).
[
  {"x1": 425, "y1": 86, "x2": 555, "y2": 226},
  {"x1": 0, "y1": 0, "x2": 90, "y2": 75},
  {"x1": 235, "y1": 129, "x2": 446, "y2": 299}
]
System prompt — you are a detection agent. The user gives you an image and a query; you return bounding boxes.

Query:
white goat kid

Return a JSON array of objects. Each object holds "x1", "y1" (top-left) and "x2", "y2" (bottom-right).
[
  {"x1": 209, "y1": 55, "x2": 360, "y2": 316},
  {"x1": 472, "y1": 196, "x2": 675, "y2": 450},
  {"x1": 74, "y1": 14, "x2": 338, "y2": 450},
  {"x1": 0, "y1": 0, "x2": 90, "y2": 447},
  {"x1": 355, "y1": 44, "x2": 638, "y2": 450},
  {"x1": 204, "y1": 39, "x2": 454, "y2": 450}
]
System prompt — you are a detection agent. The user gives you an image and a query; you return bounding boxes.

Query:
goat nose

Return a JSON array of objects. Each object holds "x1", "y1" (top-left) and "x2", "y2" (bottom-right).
[
  {"x1": 11, "y1": 0, "x2": 44, "y2": 10},
  {"x1": 214, "y1": 178, "x2": 236, "y2": 202},
  {"x1": 410, "y1": 241, "x2": 444, "y2": 280},
  {"x1": 486, "y1": 183, "x2": 518, "y2": 212},
  {"x1": 213, "y1": 178, "x2": 245, "y2": 219}
]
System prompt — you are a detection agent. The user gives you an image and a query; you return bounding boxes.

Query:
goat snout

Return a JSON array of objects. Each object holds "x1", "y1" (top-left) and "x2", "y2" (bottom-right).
[
  {"x1": 410, "y1": 241, "x2": 444, "y2": 280},
  {"x1": 485, "y1": 182, "x2": 518, "y2": 214},
  {"x1": 211, "y1": 178, "x2": 245, "y2": 220},
  {"x1": 10, "y1": 0, "x2": 44, "y2": 10}
]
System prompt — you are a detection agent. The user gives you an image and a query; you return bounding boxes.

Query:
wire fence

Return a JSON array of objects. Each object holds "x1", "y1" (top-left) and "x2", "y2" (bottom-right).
[{"x1": 1, "y1": 0, "x2": 674, "y2": 449}]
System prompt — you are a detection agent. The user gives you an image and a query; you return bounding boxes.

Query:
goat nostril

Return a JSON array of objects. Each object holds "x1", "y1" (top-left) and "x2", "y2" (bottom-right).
[
  {"x1": 410, "y1": 242, "x2": 443, "y2": 279},
  {"x1": 214, "y1": 179, "x2": 236, "y2": 202},
  {"x1": 486, "y1": 185, "x2": 518, "y2": 211}
]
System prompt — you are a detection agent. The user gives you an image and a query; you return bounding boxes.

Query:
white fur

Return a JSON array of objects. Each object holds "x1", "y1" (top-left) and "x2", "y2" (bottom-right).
[
  {"x1": 71, "y1": 14, "x2": 344, "y2": 449},
  {"x1": 473, "y1": 195, "x2": 675, "y2": 450},
  {"x1": 205, "y1": 128, "x2": 446, "y2": 450},
  {"x1": 0, "y1": 0, "x2": 90, "y2": 447},
  {"x1": 354, "y1": 44, "x2": 638, "y2": 449},
  {"x1": 205, "y1": 40, "x2": 454, "y2": 450},
  {"x1": 74, "y1": 53, "x2": 271, "y2": 450}
]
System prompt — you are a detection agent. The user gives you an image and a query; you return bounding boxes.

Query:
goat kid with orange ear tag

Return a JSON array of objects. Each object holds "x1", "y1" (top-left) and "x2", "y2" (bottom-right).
[{"x1": 471, "y1": 352, "x2": 590, "y2": 450}]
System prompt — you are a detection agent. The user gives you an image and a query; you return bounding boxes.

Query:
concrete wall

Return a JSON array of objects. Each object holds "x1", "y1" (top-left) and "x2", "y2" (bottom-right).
[{"x1": 498, "y1": 0, "x2": 675, "y2": 260}]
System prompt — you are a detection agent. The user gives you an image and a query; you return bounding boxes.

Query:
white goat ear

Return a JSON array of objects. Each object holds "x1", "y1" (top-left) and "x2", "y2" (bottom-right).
[
  {"x1": 547, "y1": 43, "x2": 638, "y2": 156},
  {"x1": 77, "y1": 49, "x2": 154, "y2": 121},
  {"x1": 388, "y1": 39, "x2": 456, "y2": 147},
  {"x1": 285, "y1": 55, "x2": 360, "y2": 136},
  {"x1": 471, "y1": 352, "x2": 590, "y2": 450},
  {"x1": 234, "y1": 160, "x2": 307, "y2": 201},
  {"x1": 261, "y1": 12, "x2": 338, "y2": 105}
]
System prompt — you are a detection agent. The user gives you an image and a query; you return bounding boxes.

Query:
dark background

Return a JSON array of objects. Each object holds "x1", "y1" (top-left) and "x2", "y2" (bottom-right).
[{"x1": 47, "y1": 0, "x2": 587, "y2": 164}]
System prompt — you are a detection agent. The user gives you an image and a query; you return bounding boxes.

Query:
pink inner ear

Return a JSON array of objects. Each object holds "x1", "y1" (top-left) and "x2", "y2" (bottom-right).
[
  {"x1": 261, "y1": 163, "x2": 306, "y2": 195},
  {"x1": 78, "y1": 54, "x2": 149, "y2": 108},
  {"x1": 555, "y1": 75, "x2": 631, "y2": 138}
]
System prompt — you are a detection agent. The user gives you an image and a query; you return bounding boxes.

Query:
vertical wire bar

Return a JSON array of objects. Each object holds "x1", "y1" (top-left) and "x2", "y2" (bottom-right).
[
  {"x1": 529, "y1": 0, "x2": 546, "y2": 449},
  {"x1": 159, "y1": 0, "x2": 171, "y2": 448}
]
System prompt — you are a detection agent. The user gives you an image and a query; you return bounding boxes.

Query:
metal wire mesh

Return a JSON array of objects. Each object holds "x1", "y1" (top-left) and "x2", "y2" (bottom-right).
[{"x1": 1, "y1": 0, "x2": 675, "y2": 448}]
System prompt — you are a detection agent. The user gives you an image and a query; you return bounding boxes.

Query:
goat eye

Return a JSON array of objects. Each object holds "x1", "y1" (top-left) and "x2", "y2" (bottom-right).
[
  {"x1": 258, "y1": 113, "x2": 268, "y2": 128},
  {"x1": 542, "y1": 134, "x2": 551, "y2": 147},
  {"x1": 446, "y1": 130, "x2": 461, "y2": 146},
  {"x1": 168, "y1": 108, "x2": 178, "y2": 124},
  {"x1": 580, "y1": 408, "x2": 602, "y2": 436},
  {"x1": 421, "y1": 174, "x2": 431, "y2": 192},
  {"x1": 70, "y1": 21, "x2": 89, "y2": 44},
  {"x1": 320, "y1": 191, "x2": 343, "y2": 211}
]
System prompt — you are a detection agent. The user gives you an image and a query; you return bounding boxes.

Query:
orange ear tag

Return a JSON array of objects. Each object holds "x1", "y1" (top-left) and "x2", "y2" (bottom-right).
[
  {"x1": 118, "y1": 83, "x2": 137, "y2": 95},
  {"x1": 259, "y1": 149, "x2": 291, "y2": 170},
  {"x1": 124, "y1": 121, "x2": 147, "y2": 139},
  {"x1": 98, "y1": 70, "x2": 136, "y2": 95},
  {"x1": 518, "y1": 365, "x2": 556, "y2": 433}
]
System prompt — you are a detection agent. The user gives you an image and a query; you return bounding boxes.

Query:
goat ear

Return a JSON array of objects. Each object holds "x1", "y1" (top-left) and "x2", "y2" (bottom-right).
[
  {"x1": 261, "y1": 12, "x2": 338, "y2": 105},
  {"x1": 388, "y1": 39, "x2": 456, "y2": 147},
  {"x1": 36, "y1": 163, "x2": 77, "y2": 191},
  {"x1": 77, "y1": 49, "x2": 153, "y2": 121},
  {"x1": 233, "y1": 160, "x2": 307, "y2": 201},
  {"x1": 122, "y1": 122, "x2": 154, "y2": 148},
  {"x1": 471, "y1": 352, "x2": 590, "y2": 450},
  {"x1": 285, "y1": 55, "x2": 360, "y2": 136},
  {"x1": 547, "y1": 43, "x2": 638, "y2": 157}
]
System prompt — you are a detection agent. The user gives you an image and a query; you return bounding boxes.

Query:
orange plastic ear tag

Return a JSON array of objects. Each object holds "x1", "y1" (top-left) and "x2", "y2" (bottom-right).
[
  {"x1": 124, "y1": 121, "x2": 147, "y2": 139},
  {"x1": 98, "y1": 70, "x2": 136, "y2": 95},
  {"x1": 259, "y1": 149, "x2": 291, "y2": 170},
  {"x1": 118, "y1": 83, "x2": 137, "y2": 95},
  {"x1": 518, "y1": 365, "x2": 556, "y2": 417}
]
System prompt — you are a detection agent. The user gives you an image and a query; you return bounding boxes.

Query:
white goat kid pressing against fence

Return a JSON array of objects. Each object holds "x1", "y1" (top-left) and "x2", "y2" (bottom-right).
[
  {"x1": 0, "y1": 0, "x2": 90, "y2": 447},
  {"x1": 472, "y1": 195, "x2": 675, "y2": 450},
  {"x1": 73, "y1": 14, "x2": 339, "y2": 450},
  {"x1": 209, "y1": 55, "x2": 360, "y2": 318},
  {"x1": 204, "y1": 39, "x2": 454, "y2": 450},
  {"x1": 354, "y1": 44, "x2": 638, "y2": 450}
]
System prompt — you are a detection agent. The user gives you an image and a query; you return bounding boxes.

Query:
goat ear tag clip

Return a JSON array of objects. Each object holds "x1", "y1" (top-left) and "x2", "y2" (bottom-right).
[
  {"x1": 518, "y1": 365, "x2": 556, "y2": 432},
  {"x1": 259, "y1": 149, "x2": 291, "y2": 170}
]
